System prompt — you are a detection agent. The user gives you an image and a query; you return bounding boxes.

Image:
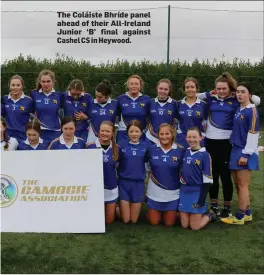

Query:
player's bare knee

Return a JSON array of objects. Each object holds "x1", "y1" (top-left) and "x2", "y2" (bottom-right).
[{"x1": 190, "y1": 225, "x2": 201, "y2": 231}]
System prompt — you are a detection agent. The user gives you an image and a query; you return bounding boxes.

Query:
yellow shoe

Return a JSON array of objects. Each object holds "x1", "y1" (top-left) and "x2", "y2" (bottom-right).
[
  {"x1": 220, "y1": 216, "x2": 245, "y2": 225},
  {"x1": 244, "y1": 214, "x2": 252, "y2": 222}
]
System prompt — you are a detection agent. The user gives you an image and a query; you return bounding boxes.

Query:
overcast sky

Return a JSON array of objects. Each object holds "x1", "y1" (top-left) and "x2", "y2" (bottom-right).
[{"x1": 1, "y1": 1, "x2": 263, "y2": 65}]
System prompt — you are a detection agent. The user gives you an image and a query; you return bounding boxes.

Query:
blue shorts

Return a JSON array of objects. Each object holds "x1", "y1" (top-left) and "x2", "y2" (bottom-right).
[
  {"x1": 118, "y1": 178, "x2": 145, "y2": 203},
  {"x1": 229, "y1": 146, "x2": 259, "y2": 171},
  {"x1": 176, "y1": 133, "x2": 205, "y2": 150},
  {"x1": 6, "y1": 129, "x2": 26, "y2": 144},
  {"x1": 41, "y1": 130, "x2": 61, "y2": 144},
  {"x1": 75, "y1": 130, "x2": 88, "y2": 142},
  {"x1": 146, "y1": 197, "x2": 179, "y2": 212},
  {"x1": 178, "y1": 185, "x2": 207, "y2": 214}
]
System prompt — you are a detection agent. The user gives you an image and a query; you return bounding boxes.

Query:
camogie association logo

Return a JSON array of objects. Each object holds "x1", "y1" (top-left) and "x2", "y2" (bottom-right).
[{"x1": 0, "y1": 175, "x2": 18, "y2": 208}]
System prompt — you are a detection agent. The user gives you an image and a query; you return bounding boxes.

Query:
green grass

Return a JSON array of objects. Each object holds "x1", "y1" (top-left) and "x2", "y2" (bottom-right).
[{"x1": 1, "y1": 134, "x2": 264, "y2": 274}]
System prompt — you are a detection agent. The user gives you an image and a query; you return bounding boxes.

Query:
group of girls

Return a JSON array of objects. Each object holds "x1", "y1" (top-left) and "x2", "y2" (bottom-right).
[{"x1": 1, "y1": 69, "x2": 261, "y2": 228}]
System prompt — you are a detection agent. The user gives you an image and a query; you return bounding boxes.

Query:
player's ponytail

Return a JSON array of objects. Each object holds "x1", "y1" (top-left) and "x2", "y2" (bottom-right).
[
  {"x1": 215, "y1": 72, "x2": 237, "y2": 93},
  {"x1": 1, "y1": 117, "x2": 10, "y2": 151}
]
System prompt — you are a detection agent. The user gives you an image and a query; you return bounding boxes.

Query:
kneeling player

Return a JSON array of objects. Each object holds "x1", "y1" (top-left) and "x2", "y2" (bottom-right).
[
  {"x1": 179, "y1": 127, "x2": 216, "y2": 230},
  {"x1": 117, "y1": 120, "x2": 148, "y2": 224}
]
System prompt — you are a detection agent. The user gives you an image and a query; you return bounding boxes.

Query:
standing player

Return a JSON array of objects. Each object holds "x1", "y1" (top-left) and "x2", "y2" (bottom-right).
[
  {"x1": 18, "y1": 120, "x2": 48, "y2": 150},
  {"x1": 145, "y1": 123, "x2": 185, "y2": 226},
  {"x1": 1, "y1": 75, "x2": 33, "y2": 143},
  {"x1": 48, "y1": 116, "x2": 86, "y2": 150},
  {"x1": 117, "y1": 120, "x2": 148, "y2": 224},
  {"x1": 196, "y1": 72, "x2": 261, "y2": 218},
  {"x1": 146, "y1": 78, "x2": 179, "y2": 145},
  {"x1": 30, "y1": 70, "x2": 62, "y2": 143},
  {"x1": 116, "y1": 75, "x2": 150, "y2": 143},
  {"x1": 61, "y1": 79, "x2": 92, "y2": 141},
  {"x1": 179, "y1": 127, "x2": 215, "y2": 230},
  {"x1": 0, "y1": 117, "x2": 18, "y2": 151},
  {"x1": 87, "y1": 80, "x2": 118, "y2": 143},
  {"x1": 86, "y1": 121, "x2": 120, "y2": 224},
  {"x1": 176, "y1": 78, "x2": 208, "y2": 149},
  {"x1": 221, "y1": 83, "x2": 260, "y2": 225}
]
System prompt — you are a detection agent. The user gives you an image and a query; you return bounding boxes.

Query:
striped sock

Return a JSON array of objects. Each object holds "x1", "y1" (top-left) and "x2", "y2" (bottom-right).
[
  {"x1": 210, "y1": 199, "x2": 218, "y2": 208},
  {"x1": 224, "y1": 201, "x2": 232, "y2": 210}
]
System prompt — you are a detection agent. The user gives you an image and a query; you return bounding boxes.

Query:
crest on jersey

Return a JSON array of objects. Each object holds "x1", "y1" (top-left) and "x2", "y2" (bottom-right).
[
  {"x1": 20, "y1": 106, "x2": 25, "y2": 111},
  {"x1": 53, "y1": 99, "x2": 57, "y2": 104},
  {"x1": 240, "y1": 114, "x2": 244, "y2": 120},
  {"x1": 172, "y1": 156, "x2": 177, "y2": 162},
  {"x1": 228, "y1": 101, "x2": 232, "y2": 105},
  {"x1": 195, "y1": 159, "x2": 200, "y2": 166},
  {"x1": 140, "y1": 103, "x2": 145, "y2": 107},
  {"x1": 109, "y1": 109, "x2": 114, "y2": 114},
  {"x1": 168, "y1": 110, "x2": 172, "y2": 115},
  {"x1": 196, "y1": 111, "x2": 201, "y2": 117},
  {"x1": 82, "y1": 102, "x2": 86, "y2": 107}
]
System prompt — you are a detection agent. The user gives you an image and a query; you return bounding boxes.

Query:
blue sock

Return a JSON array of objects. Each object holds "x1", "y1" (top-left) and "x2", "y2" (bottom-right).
[
  {"x1": 245, "y1": 208, "x2": 252, "y2": 216},
  {"x1": 235, "y1": 209, "x2": 245, "y2": 220}
]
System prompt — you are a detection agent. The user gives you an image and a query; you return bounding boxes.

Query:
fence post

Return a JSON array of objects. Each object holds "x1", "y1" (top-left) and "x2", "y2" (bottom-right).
[{"x1": 167, "y1": 5, "x2": 171, "y2": 72}]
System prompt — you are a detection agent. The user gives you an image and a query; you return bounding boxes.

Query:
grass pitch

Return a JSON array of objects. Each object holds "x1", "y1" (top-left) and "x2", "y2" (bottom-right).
[{"x1": 1, "y1": 135, "x2": 264, "y2": 274}]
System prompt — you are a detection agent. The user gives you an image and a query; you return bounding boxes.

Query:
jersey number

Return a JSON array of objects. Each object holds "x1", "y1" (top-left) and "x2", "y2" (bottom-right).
[
  {"x1": 132, "y1": 151, "x2": 136, "y2": 156},
  {"x1": 159, "y1": 110, "x2": 164, "y2": 115},
  {"x1": 100, "y1": 110, "x2": 106, "y2": 115},
  {"x1": 163, "y1": 158, "x2": 167, "y2": 162}
]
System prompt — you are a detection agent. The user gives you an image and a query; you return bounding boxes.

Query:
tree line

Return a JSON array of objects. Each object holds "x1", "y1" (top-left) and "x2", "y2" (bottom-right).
[{"x1": 1, "y1": 54, "x2": 264, "y2": 117}]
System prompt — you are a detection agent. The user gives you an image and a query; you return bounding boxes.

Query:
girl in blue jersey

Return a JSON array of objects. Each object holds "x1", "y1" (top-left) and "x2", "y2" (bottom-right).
[
  {"x1": 196, "y1": 73, "x2": 261, "y2": 218},
  {"x1": 116, "y1": 75, "x2": 150, "y2": 143},
  {"x1": 86, "y1": 121, "x2": 120, "y2": 224},
  {"x1": 1, "y1": 75, "x2": 33, "y2": 143},
  {"x1": 0, "y1": 117, "x2": 18, "y2": 151},
  {"x1": 145, "y1": 123, "x2": 185, "y2": 226},
  {"x1": 48, "y1": 116, "x2": 86, "y2": 150},
  {"x1": 18, "y1": 120, "x2": 48, "y2": 150},
  {"x1": 30, "y1": 70, "x2": 62, "y2": 143},
  {"x1": 179, "y1": 127, "x2": 216, "y2": 230},
  {"x1": 117, "y1": 120, "x2": 148, "y2": 224},
  {"x1": 221, "y1": 83, "x2": 260, "y2": 225},
  {"x1": 146, "y1": 78, "x2": 179, "y2": 145},
  {"x1": 176, "y1": 78, "x2": 208, "y2": 150},
  {"x1": 87, "y1": 80, "x2": 118, "y2": 143},
  {"x1": 61, "y1": 79, "x2": 92, "y2": 141}
]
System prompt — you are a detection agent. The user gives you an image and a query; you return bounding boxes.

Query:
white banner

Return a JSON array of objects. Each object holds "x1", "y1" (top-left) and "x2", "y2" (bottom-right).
[{"x1": 0, "y1": 149, "x2": 105, "y2": 233}]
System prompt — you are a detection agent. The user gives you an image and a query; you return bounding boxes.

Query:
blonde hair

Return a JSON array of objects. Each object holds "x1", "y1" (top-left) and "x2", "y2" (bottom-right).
[
  {"x1": 36, "y1": 69, "x2": 56, "y2": 90},
  {"x1": 125, "y1": 75, "x2": 144, "y2": 91},
  {"x1": 158, "y1": 123, "x2": 176, "y2": 145},
  {"x1": 215, "y1": 72, "x2": 237, "y2": 93},
  {"x1": 67, "y1": 79, "x2": 85, "y2": 92},
  {"x1": 8, "y1": 75, "x2": 25, "y2": 90},
  {"x1": 99, "y1": 121, "x2": 119, "y2": 161}
]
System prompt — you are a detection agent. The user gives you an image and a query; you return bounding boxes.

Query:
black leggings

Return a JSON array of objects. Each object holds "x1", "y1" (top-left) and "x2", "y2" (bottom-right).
[{"x1": 205, "y1": 138, "x2": 233, "y2": 202}]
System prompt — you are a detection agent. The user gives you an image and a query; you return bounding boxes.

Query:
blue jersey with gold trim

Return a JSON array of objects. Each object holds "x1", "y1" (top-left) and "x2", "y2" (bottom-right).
[
  {"x1": 30, "y1": 90, "x2": 62, "y2": 130},
  {"x1": 146, "y1": 143, "x2": 185, "y2": 190}
]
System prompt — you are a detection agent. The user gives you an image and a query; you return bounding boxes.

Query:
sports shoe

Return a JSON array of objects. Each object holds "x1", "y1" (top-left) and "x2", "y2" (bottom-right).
[
  {"x1": 220, "y1": 216, "x2": 245, "y2": 225},
  {"x1": 244, "y1": 214, "x2": 252, "y2": 222},
  {"x1": 210, "y1": 206, "x2": 221, "y2": 217},
  {"x1": 220, "y1": 208, "x2": 232, "y2": 218}
]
